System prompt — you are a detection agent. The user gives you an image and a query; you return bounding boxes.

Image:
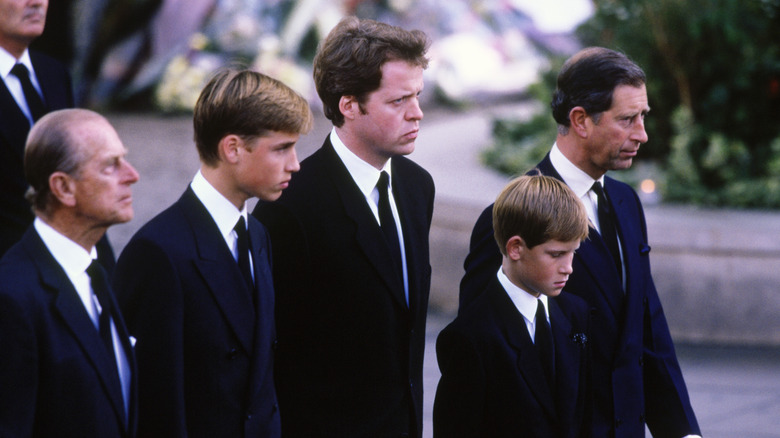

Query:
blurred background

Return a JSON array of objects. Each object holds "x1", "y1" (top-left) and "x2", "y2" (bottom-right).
[{"x1": 30, "y1": 1, "x2": 780, "y2": 436}]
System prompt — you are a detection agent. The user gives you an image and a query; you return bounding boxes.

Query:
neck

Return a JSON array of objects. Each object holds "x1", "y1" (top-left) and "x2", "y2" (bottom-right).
[
  {"x1": 38, "y1": 213, "x2": 104, "y2": 253},
  {"x1": 0, "y1": 39, "x2": 30, "y2": 60},
  {"x1": 200, "y1": 164, "x2": 246, "y2": 210},
  {"x1": 334, "y1": 126, "x2": 389, "y2": 171},
  {"x1": 556, "y1": 134, "x2": 606, "y2": 180}
]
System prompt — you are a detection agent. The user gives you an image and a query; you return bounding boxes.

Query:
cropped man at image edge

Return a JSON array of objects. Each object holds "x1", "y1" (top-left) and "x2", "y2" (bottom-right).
[{"x1": 460, "y1": 47, "x2": 701, "y2": 438}]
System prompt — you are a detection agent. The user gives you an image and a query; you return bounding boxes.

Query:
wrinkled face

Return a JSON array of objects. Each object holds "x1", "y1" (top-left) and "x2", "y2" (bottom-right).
[
  {"x1": 581, "y1": 84, "x2": 650, "y2": 179},
  {"x1": 348, "y1": 59, "x2": 424, "y2": 169},
  {"x1": 235, "y1": 131, "x2": 300, "y2": 202},
  {"x1": 0, "y1": 0, "x2": 47, "y2": 55},
  {"x1": 71, "y1": 119, "x2": 139, "y2": 227},
  {"x1": 507, "y1": 238, "x2": 580, "y2": 298}
]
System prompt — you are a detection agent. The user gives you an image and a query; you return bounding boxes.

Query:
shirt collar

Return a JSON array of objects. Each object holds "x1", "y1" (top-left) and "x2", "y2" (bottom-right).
[
  {"x1": 549, "y1": 142, "x2": 605, "y2": 197},
  {"x1": 330, "y1": 128, "x2": 393, "y2": 199},
  {"x1": 33, "y1": 217, "x2": 96, "y2": 279},
  {"x1": 190, "y1": 170, "x2": 247, "y2": 242},
  {"x1": 497, "y1": 267, "x2": 549, "y2": 323},
  {"x1": 0, "y1": 47, "x2": 33, "y2": 79}
]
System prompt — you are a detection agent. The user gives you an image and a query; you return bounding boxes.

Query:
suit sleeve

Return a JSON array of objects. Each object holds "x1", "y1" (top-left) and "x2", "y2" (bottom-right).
[
  {"x1": 113, "y1": 238, "x2": 189, "y2": 438},
  {"x1": 633, "y1": 194, "x2": 700, "y2": 437},
  {"x1": 432, "y1": 327, "x2": 486, "y2": 438},
  {"x1": 459, "y1": 204, "x2": 501, "y2": 312},
  {"x1": 0, "y1": 285, "x2": 37, "y2": 437}
]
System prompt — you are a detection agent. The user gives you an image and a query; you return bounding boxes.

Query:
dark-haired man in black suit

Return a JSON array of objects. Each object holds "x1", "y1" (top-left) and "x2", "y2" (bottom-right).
[
  {"x1": 460, "y1": 47, "x2": 701, "y2": 438},
  {"x1": 253, "y1": 16, "x2": 434, "y2": 438}
]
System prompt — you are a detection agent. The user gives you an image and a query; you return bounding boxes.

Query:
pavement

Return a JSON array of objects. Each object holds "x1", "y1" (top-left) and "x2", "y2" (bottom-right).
[{"x1": 107, "y1": 105, "x2": 780, "y2": 438}]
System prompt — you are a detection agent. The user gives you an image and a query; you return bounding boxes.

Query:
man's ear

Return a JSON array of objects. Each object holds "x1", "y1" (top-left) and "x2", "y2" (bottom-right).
[
  {"x1": 49, "y1": 171, "x2": 76, "y2": 207},
  {"x1": 505, "y1": 235, "x2": 526, "y2": 261},
  {"x1": 219, "y1": 134, "x2": 243, "y2": 164},
  {"x1": 339, "y1": 95, "x2": 359, "y2": 121},
  {"x1": 569, "y1": 106, "x2": 590, "y2": 138}
]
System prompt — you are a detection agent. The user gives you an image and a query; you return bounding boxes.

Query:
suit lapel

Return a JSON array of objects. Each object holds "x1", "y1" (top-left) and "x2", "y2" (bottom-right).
[
  {"x1": 537, "y1": 154, "x2": 624, "y2": 317},
  {"x1": 320, "y1": 142, "x2": 407, "y2": 308},
  {"x1": 24, "y1": 229, "x2": 128, "y2": 429},
  {"x1": 549, "y1": 299, "x2": 582, "y2": 426},
  {"x1": 179, "y1": 189, "x2": 256, "y2": 354},
  {"x1": 488, "y1": 280, "x2": 557, "y2": 418},
  {"x1": 0, "y1": 80, "x2": 30, "y2": 159}
]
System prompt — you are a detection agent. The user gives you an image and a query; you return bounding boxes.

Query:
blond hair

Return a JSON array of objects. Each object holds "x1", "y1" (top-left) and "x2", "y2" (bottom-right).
[
  {"x1": 493, "y1": 173, "x2": 589, "y2": 254},
  {"x1": 193, "y1": 68, "x2": 313, "y2": 166}
]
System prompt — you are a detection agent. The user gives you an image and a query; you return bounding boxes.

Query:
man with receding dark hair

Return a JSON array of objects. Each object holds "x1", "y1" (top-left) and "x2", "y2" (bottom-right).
[
  {"x1": 460, "y1": 47, "x2": 701, "y2": 438},
  {"x1": 253, "y1": 16, "x2": 434, "y2": 438}
]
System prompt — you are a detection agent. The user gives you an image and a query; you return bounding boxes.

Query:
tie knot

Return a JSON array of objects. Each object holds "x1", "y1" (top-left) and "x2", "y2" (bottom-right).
[
  {"x1": 591, "y1": 181, "x2": 605, "y2": 197},
  {"x1": 377, "y1": 171, "x2": 390, "y2": 191},
  {"x1": 536, "y1": 299, "x2": 547, "y2": 321},
  {"x1": 234, "y1": 216, "x2": 247, "y2": 233},
  {"x1": 10, "y1": 63, "x2": 30, "y2": 79},
  {"x1": 86, "y1": 260, "x2": 107, "y2": 282}
]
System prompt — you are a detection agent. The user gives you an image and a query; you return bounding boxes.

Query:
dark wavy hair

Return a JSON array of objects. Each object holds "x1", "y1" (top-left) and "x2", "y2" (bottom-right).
[
  {"x1": 313, "y1": 16, "x2": 430, "y2": 127},
  {"x1": 551, "y1": 47, "x2": 646, "y2": 132}
]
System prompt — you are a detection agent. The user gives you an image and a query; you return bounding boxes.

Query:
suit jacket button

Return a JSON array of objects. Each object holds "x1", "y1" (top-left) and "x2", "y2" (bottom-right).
[
  {"x1": 615, "y1": 418, "x2": 623, "y2": 427},
  {"x1": 638, "y1": 355, "x2": 644, "y2": 366},
  {"x1": 227, "y1": 348, "x2": 239, "y2": 360}
]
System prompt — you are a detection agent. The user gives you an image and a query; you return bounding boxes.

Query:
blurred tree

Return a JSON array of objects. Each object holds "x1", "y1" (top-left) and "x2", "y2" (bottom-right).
[
  {"x1": 486, "y1": 0, "x2": 780, "y2": 208},
  {"x1": 578, "y1": 0, "x2": 780, "y2": 207}
]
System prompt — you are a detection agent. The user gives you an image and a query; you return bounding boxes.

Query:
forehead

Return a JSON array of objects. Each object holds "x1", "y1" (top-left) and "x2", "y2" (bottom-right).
[
  {"x1": 76, "y1": 119, "x2": 124, "y2": 160},
  {"x1": 374, "y1": 60, "x2": 424, "y2": 94},
  {"x1": 609, "y1": 84, "x2": 649, "y2": 113},
  {"x1": 536, "y1": 239, "x2": 580, "y2": 252}
]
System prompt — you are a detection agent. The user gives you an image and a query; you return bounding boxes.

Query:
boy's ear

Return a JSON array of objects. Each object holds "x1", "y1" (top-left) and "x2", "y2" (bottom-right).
[
  {"x1": 339, "y1": 95, "x2": 359, "y2": 121},
  {"x1": 505, "y1": 235, "x2": 526, "y2": 261},
  {"x1": 569, "y1": 106, "x2": 590, "y2": 138},
  {"x1": 49, "y1": 171, "x2": 77, "y2": 207},
  {"x1": 218, "y1": 134, "x2": 243, "y2": 164}
]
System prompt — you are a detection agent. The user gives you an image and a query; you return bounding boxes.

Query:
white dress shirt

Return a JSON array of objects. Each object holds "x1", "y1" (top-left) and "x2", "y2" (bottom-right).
[
  {"x1": 190, "y1": 170, "x2": 253, "y2": 279},
  {"x1": 497, "y1": 267, "x2": 550, "y2": 341},
  {"x1": 34, "y1": 218, "x2": 132, "y2": 416},
  {"x1": 330, "y1": 129, "x2": 409, "y2": 305},
  {"x1": 0, "y1": 47, "x2": 44, "y2": 126},
  {"x1": 549, "y1": 143, "x2": 625, "y2": 283}
]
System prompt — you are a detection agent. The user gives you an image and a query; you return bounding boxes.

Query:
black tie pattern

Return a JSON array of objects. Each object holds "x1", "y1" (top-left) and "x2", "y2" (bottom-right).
[
  {"x1": 10, "y1": 63, "x2": 46, "y2": 122},
  {"x1": 377, "y1": 171, "x2": 403, "y2": 280},
  {"x1": 535, "y1": 299, "x2": 555, "y2": 391},
  {"x1": 86, "y1": 261, "x2": 116, "y2": 360},
  {"x1": 234, "y1": 216, "x2": 254, "y2": 293},
  {"x1": 592, "y1": 181, "x2": 622, "y2": 281}
]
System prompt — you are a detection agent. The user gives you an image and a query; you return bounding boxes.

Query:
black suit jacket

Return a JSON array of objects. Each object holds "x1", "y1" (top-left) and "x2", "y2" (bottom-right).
[
  {"x1": 0, "y1": 51, "x2": 72, "y2": 256},
  {"x1": 252, "y1": 137, "x2": 435, "y2": 438},
  {"x1": 434, "y1": 279, "x2": 590, "y2": 438},
  {"x1": 460, "y1": 154, "x2": 700, "y2": 438},
  {"x1": 0, "y1": 226, "x2": 137, "y2": 437},
  {"x1": 113, "y1": 187, "x2": 280, "y2": 438}
]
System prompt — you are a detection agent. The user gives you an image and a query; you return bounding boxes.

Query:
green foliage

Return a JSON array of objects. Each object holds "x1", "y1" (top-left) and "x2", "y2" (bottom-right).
[{"x1": 485, "y1": 0, "x2": 780, "y2": 208}]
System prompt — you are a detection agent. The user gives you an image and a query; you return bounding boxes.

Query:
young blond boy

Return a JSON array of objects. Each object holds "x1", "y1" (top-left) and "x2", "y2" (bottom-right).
[{"x1": 434, "y1": 174, "x2": 591, "y2": 438}]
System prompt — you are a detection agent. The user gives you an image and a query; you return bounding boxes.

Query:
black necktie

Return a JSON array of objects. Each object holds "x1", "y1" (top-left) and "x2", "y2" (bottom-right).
[
  {"x1": 10, "y1": 63, "x2": 46, "y2": 122},
  {"x1": 535, "y1": 299, "x2": 555, "y2": 391},
  {"x1": 592, "y1": 181, "x2": 622, "y2": 281},
  {"x1": 376, "y1": 171, "x2": 403, "y2": 280},
  {"x1": 86, "y1": 261, "x2": 117, "y2": 360},
  {"x1": 234, "y1": 216, "x2": 254, "y2": 293}
]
